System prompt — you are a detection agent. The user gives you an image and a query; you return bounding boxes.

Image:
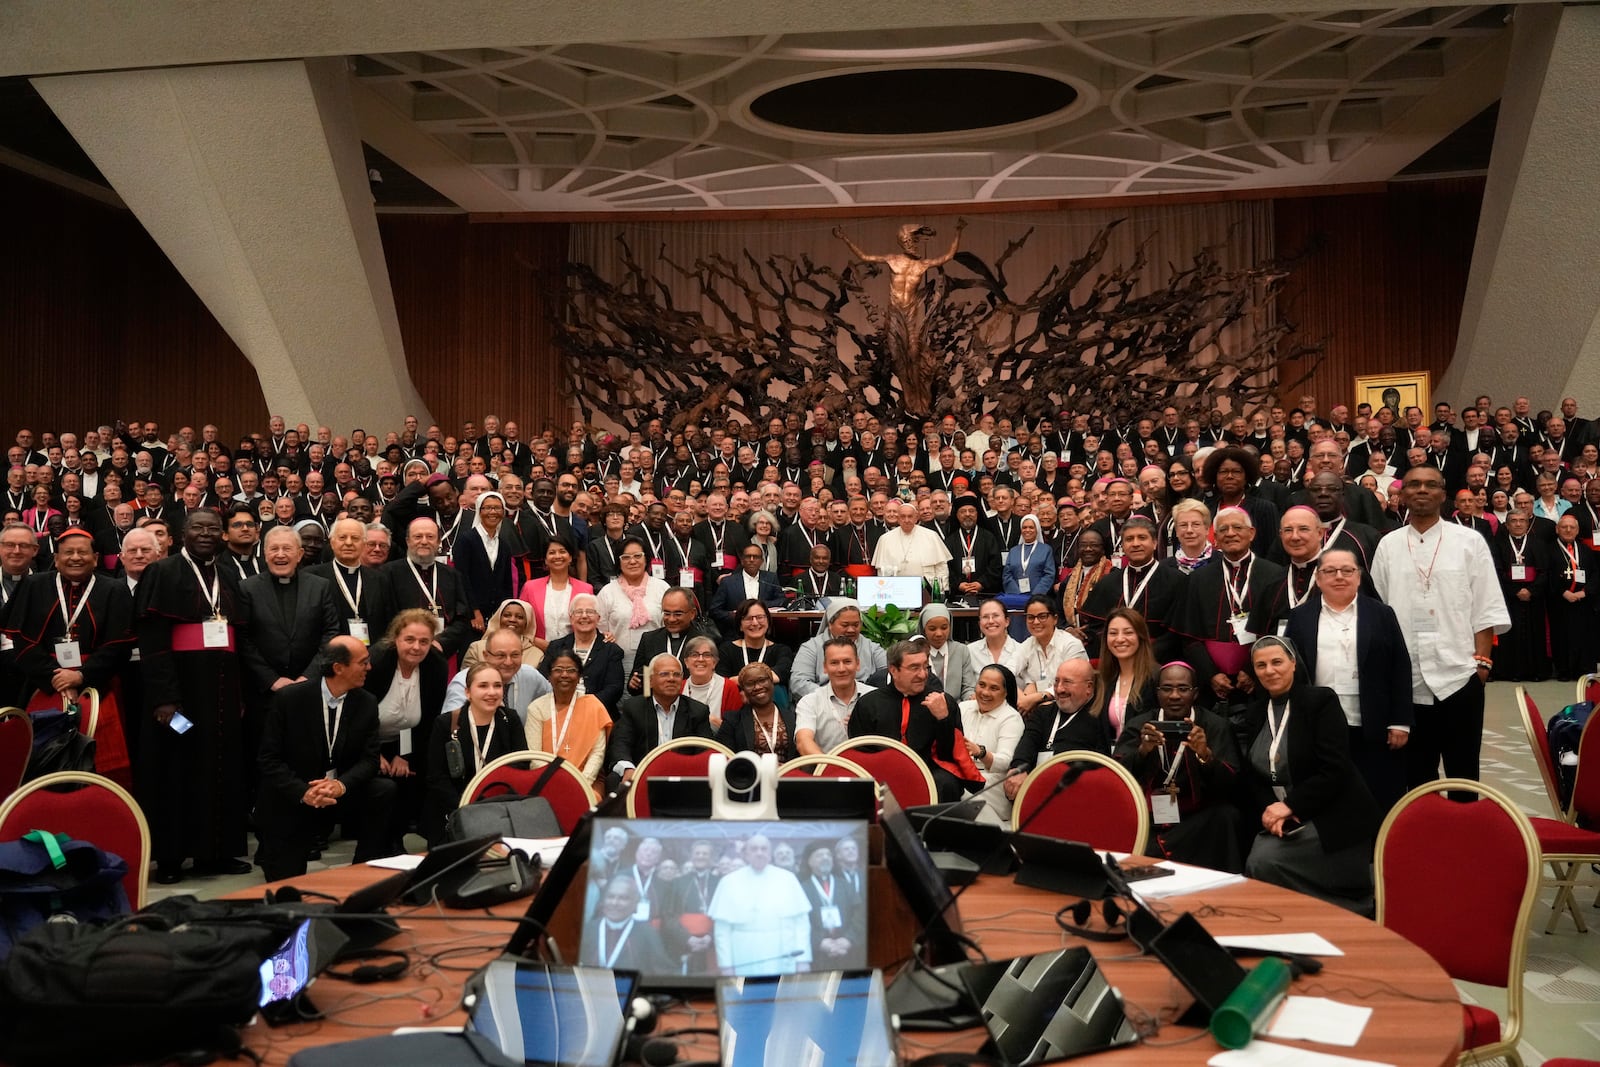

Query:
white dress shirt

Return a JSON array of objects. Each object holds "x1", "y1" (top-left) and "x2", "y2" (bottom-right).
[
  {"x1": 1314, "y1": 597, "x2": 1363, "y2": 728},
  {"x1": 1002, "y1": 629, "x2": 1088, "y2": 694},
  {"x1": 795, "y1": 682, "x2": 876, "y2": 754},
  {"x1": 1370, "y1": 519, "x2": 1510, "y2": 702}
]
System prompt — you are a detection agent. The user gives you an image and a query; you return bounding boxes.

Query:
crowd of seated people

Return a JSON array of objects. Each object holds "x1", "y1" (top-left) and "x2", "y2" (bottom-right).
[{"x1": 9, "y1": 388, "x2": 1583, "y2": 911}]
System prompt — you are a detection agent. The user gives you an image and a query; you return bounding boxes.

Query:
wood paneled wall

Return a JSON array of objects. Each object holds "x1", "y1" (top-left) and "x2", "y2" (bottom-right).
[
  {"x1": 0, "y1": 165, "x2": 270, "y2": 443},
  {"x1": 377, "y1": 214, "x2": 569, "y2": 437},
  {"x1": 1273, "y1": 177, "x2": 1484, "y2": 411},
  {"x1": 0, "y1": 162, "x2": 1480, "y2": 444},
  {"x1": 0, "y1": 165, "x2": 571, "y2": 443}
]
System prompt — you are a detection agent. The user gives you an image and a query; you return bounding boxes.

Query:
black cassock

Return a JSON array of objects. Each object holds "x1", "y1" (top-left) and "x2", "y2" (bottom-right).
[
  {"x1": 135, "y1": 553, "x2": 246, "y2": 868},
  {"x1": 1547, "y1": 539, "x2": 1599, "y2": 681},
  {"x1": 1, "y1": 571, "x2": 135, "y2": 705},
  {"x1": 1079, "y1": 561, "x2": 1189, "y2": 663},
  {"x1": 1492, "y1": 532, "x2": 1549, "y2": 683}
]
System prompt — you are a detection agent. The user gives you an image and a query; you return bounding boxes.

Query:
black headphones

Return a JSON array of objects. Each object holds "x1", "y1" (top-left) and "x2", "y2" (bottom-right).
[
  {"x1": 325, "y1": 948, "x2": 410, "y2": 984},
  {"x1": 1056, "y1": 897, "x2": 1131, "y2": 942}
]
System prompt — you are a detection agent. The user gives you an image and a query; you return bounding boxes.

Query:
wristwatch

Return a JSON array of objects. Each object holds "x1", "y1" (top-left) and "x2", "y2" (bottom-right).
[{"x1": 978, "y1": 745, "x2": 988, "y2": 760}]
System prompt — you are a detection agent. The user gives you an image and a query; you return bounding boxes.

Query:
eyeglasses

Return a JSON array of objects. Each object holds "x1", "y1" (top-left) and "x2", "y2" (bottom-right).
[
  {"x1": 619, "y1": 553, "x2": 646, "y2": 560},
  {"x1": 1025, "y1": 612, "x2": 1052, "y2": 622},
  {"x1": 686, "y1": 650, "x2": 716, "y2": 659},
  {"x1": 571, "y1": 609, "x2": 600, "y2": 618},
  {"x1": 1318, "y1": 566, "x2": 1360, "y2": 577}
]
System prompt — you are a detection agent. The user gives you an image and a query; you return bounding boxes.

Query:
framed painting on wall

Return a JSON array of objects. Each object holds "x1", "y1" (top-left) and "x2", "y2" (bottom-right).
[{"x1": 1354, "y1": 371, "x2": 1431, "y2": 419}]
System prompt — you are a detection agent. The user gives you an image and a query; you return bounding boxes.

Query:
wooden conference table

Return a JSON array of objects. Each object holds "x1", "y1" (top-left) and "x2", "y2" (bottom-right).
[{"x1": 231, "y1": 859, "x2": 1462, "y2": 1067}]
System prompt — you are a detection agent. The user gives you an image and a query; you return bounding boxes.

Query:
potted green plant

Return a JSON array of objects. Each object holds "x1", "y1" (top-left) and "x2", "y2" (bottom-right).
[{"x1": 859, "y1": 603, "x2": 919, "y2": 650}]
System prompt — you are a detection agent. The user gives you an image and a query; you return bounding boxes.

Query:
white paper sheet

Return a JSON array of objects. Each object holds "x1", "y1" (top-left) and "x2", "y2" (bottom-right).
[
  {"x1": 1265, "y1": 997, "x2": 1373, "y2": 1047},
  {"x1": 1131, "y1": 860, "x2": 1247, "y2": 899},
  {"x1": 365, "y1": 854, "x2": 425, "y2": 871},
  {"x1": 503, "y1": 836, "x2": 570, "y2": 866},
  {"x1": 1210, "y1": 1041, "x2": 1393, "y2": 1067},
  {"x1": 1214, "y1": 933, "x2": 1345, "y2": 957}
]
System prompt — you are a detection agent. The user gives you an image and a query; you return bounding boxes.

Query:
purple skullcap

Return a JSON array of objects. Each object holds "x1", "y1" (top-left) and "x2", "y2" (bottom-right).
[{"x1": 425, "y1": 473, "x2": 451, "y2": 487}]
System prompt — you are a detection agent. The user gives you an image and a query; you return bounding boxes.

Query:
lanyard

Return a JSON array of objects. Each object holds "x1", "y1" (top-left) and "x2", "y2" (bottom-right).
[
  {"x1": 55, "y1": 575, "x2": 95, "y2": 637},
  {"x1": 811, "y1": 875, "x2": 834, "y2": 905},
  {"x1": 182, "y1": 549, "x2": 222, "y2": 617},
  {"x1": 1287, "y1": 561, "x2": 1316, "y2": 609},
  {"x1": 550, "y1": 694, "x2": 579, "y2": 754},
  {"x1": 643, "y1": 529, "x2": 664, "y2": 560},
  {"x1": 534, "y1": 509, "x2": 559, "y2": 537},
  {"x1": 1047, "y1": 704, "x2": 1079, "y2": 747},
  {"x1": 1508, "y1": 534, "x2": 1528, "y2": 566},
  {"x1": 333, "y1": 567, "x2": 363, "y2": 616},
  {"x1": 1019, "y1": 541, "x2": 1037, "y2": 572},
  {"x1": 407, "y1": 560, "x2": 440, "y2": 610},
  {"x1": 1267, "y1": 699, "x2": 1291, "y2": 781},
  {"x1": 753, "y1": 709, "x2": 779, "y2": 753},
  {"x1": 467, "y1": 714, "x2": 497, "y2": 769},
  {"x1": 1122, "y1": 563, "x2": 1156, "y2": 609},
  {"x1": 709, "y1": 521, "x2": 726, "y2": 556},
  {"x1": 601, "y1": 919, "x2": 635, "y2": 968},
  {"x1": 1561, "y1": 541, "x2": 1581, "y2": 577},
  {"x1": 1323, "y1": 517, "x2": 1347, "y2": 547},
  {"x1": 1223, "y1": 554, "x2": 1253, "y2": 615},
  {"x1": 322, "y1": 694, "x2": 343, "y2": 765},
  {"x1": 669, "y1": 532, "x2": 691, "y2": 565}
]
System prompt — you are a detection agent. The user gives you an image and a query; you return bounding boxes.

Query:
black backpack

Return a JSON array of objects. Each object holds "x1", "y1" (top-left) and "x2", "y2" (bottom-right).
[{"x1": 0, "y1": 896, "x2": 300, "y2": 1066}]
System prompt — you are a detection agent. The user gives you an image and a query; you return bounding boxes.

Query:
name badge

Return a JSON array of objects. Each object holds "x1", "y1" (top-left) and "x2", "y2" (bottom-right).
[
  {"x1": 683, "y1": 567, "x2": 702, "y2": 586},
  {"x1": 1, "y1": 634, "x2": 12, "y2": 651},
  {"x1": 650, "y1": 560, "x2": 667, "y2": 581},
  {"x1": 54, "y1": 640, "x2": 82, "y2": 668},
  {"x1": 1229, "y1": 614, "x2": 1256, "y2": 644},
  {"x1": 1017, "y1": 577, "x2": 1031, "y2": 593},
  {"x1": 348, "y1": 619, "x2": 369, "y2": 644},
  {"x1": 1275, "y1": 620, "x2": 1288, "y2": 637},
  {"x1": 634, "y1": 901, "x2": 652, "y2": 922},
  {"x1": 169, "y1": 711, "x2": 194, "y2": 735},
  {"x1": 1151, "y1": 793, "x2": 1181, "y2": 824},
  {"x1": 1111, "y1": 553, "x2": 1125, "y2": 569},
  {"x1": 1510, "y1": 565, "x2": 1528, "y2": 581},
  {"x1": 820, "y1": 905, "x2": 842, "y2": 929},
  {"x1": 1409, "y1": 600, "x2": 1438, "y2": 633},
  {"x1": 1577, "y1": 568, "x2": 1588, "y2": 584},
  {"x1": 202, "y1": 619, "x2": 231, "y2": 648},
  {"x1": 961, "y1": 556, "x2": 976, "y2": 574}
]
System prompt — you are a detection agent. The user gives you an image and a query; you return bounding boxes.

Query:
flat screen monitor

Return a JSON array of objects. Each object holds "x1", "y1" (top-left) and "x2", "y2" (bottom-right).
[
  {"x1": 857, "y1": 575, "x2": 924, "y2": 612},
  {"x1": 581, "y1": 817, "x2": 870, "y2": 989},
  {"x1": 468, "y1": 960, "x2": 635, "y2": 1067},
  {"x1": 961, "y1": 947, "x2": 1139, "y2": 1064},
  {"x1": 718, "y1": 970, "x2": 897, "y2": 1067}
]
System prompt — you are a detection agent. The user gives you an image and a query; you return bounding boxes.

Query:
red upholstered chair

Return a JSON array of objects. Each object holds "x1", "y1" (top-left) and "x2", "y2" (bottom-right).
[
  {"x1": 625, "y1": 738, "x2": 734, "y2": 817},
  {"x1": 0, "y1": 708, "x2": 32, "y2": 802},
  {"x1": 1580, "y1": 672, "x2": 1600, "y2": 707},
  {"x1": 831, "y1": 737, "x2": 937, "y2": 807},
  {"x1": 1009, "y1": 751, "x2": 1149, "y2": 855},
  {"x1": 1375, "y1": 779, "x2": 1539, "y2": 1067},
  {"x1": 1516, "y1": 687, "x2": 1600, "y2": 932},
  {"x1": 0, "y1": 771, "x2": 149, "y2": 910},
  {"x1": 459, "y1": 752, "x2": 598, "y2": 834},
  {"x1": 780, "y1": 754, "x2": 871, "y2": 779}
]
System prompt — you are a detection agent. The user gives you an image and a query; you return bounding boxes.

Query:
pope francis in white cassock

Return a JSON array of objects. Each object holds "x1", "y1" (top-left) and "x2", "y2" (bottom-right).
[{"x1": 707, "y1": 834, "x2": 814, "y2": 975}]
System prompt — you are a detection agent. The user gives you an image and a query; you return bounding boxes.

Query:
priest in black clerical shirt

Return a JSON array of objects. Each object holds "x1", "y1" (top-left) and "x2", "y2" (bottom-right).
[
  {"x1": 305, "y1": 517, "x2": 391, "y2": 642},
  {"x1": 848, "y1": 639, "x2": 983, "y2": 802},
  {"x1": 235, "y1": 525, "x2": 343, "y2": 800},
  {"x1": 375, "y1": 516, "x2": 475, "y2": 658}
]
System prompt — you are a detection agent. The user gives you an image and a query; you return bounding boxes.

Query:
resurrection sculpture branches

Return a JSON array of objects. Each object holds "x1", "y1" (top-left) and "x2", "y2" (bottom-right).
[{"x1": 552, "y1": 220, "x2": 1323, "y2": 429}]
